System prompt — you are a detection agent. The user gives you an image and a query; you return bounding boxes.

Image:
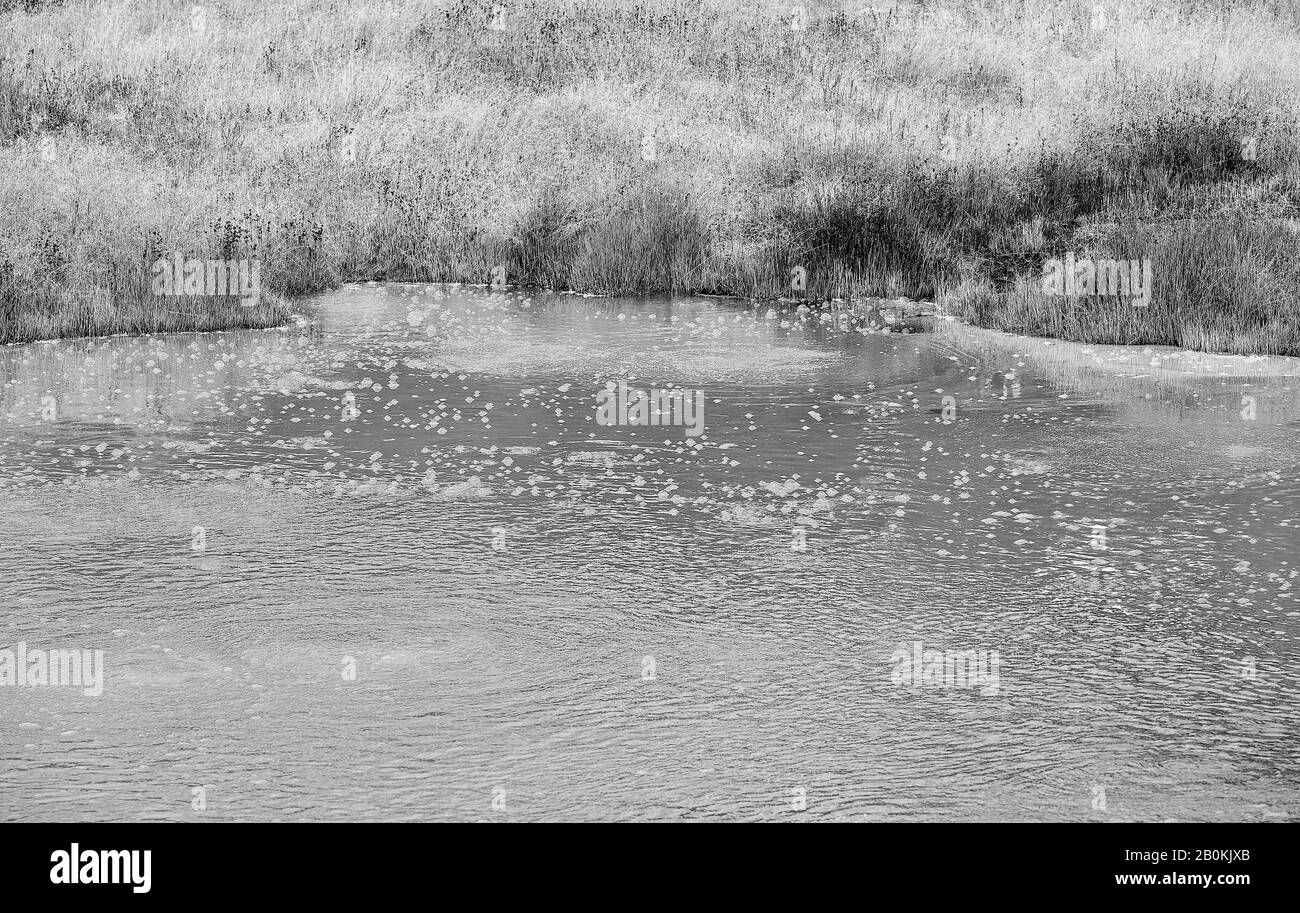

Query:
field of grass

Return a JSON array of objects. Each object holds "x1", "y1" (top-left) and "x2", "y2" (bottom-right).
[{"x1": 1, "y1": 0, "x2": 1298, "y2": 352}]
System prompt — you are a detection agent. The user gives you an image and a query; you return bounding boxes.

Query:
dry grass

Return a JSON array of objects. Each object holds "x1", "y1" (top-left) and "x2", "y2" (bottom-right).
[{"x1": 1, "y1": 0, "x2": 1298, "y2": 351}]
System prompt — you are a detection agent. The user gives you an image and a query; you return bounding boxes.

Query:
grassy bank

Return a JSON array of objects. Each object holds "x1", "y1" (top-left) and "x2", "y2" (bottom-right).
[{"x1": 1, "y1": 0, "x2": 1298, "y2": 352}]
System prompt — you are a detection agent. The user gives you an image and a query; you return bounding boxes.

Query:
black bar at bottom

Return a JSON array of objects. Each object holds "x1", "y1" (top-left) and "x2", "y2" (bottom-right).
[{"x1": 0, "y1": 822, "x2": 1283, "y2": 900}]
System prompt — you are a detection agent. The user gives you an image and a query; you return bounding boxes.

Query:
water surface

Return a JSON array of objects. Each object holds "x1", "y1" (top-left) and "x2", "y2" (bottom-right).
[{"x1": 1, "y1": 284, "x2": 1297, "y2": 821}]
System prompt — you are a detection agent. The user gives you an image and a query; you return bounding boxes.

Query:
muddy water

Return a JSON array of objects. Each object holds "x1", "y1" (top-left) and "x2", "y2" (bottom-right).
[{"x1": 1, "y1": 284, "x2": 1297, "y2": 821}]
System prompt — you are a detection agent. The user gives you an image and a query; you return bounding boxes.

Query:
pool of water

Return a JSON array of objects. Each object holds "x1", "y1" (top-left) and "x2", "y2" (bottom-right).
[{"x1": 1, "y1": 284, "x2": 1297, "y2": 821}]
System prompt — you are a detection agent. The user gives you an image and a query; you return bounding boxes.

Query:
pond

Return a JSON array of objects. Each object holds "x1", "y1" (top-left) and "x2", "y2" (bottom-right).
[{"x1": 1, "y1": 283, "x2": 1297, "y2": 821}]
